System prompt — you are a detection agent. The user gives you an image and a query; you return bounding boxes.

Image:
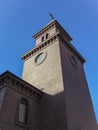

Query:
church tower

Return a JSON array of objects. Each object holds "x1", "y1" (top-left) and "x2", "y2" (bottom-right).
[{"x1": 21, "y1": 19, "x2": 97, "y2": 130}]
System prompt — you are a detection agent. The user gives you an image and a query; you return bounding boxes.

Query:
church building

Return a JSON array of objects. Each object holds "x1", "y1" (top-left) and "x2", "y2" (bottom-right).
[{"x1": 0, "y1": 19, "x2": 97, "y2": 130}]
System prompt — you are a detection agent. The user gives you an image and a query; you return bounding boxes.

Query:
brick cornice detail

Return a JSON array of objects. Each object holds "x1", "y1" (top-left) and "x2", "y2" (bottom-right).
[{"x1": 0, "y1": 73, "x2": 43, "y2": 102}]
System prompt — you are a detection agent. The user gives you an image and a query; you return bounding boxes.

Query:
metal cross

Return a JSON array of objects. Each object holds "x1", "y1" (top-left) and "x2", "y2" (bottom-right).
[{"x1": 49, "y1": 13, "x2": 55, "y2": 20}]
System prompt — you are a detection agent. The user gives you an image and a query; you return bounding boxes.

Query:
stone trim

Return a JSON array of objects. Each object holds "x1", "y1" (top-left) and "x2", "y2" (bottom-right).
[
  {"x1": 33, "y1": 20, "x2": 56, "y2": 39},
  {"x1": 33, "y1": 20, "x2": 72, "y2": 42},
  {"x1": 58, "y1": 34, "x2": 85, "y2": 63},
  {"x1": 22, "y1": 31, "x2": 85, "y2": 63},
  {"x1": 15, "y1": 98, "x2": 29, "y2": 128},
  {"x1": 21, "y1": 32, "x2": 59, "y2": 61},
  {"x1": 0, "y1": 72, "x2": 43, "y2": 102}
]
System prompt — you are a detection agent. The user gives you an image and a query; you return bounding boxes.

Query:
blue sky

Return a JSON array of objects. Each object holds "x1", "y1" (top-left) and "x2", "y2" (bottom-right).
[{"x1": 0, "y1": 0, "x2": 98, "y2": 122}]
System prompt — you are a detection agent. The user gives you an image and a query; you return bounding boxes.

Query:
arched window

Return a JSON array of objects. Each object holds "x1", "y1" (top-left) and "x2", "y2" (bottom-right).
[
  {"x1": 16, "y1": 98, "x2": 28, "y2": 126},
  {"x1": 42, "y1": 36, "x2": 44, "y2": 42},
  {"x1": 46, "y1": 33, "x2": 49, "y2": 39}
]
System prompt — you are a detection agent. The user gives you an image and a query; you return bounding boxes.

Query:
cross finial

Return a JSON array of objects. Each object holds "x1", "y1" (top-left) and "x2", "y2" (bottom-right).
[{"x1": 49, "y1": 13, "x2": 55, "y2": 20}]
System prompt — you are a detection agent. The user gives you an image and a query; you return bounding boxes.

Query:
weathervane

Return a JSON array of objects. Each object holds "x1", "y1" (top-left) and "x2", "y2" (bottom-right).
[{"x1": 49, "y1": 13, "x2": 55, "y2": 20}]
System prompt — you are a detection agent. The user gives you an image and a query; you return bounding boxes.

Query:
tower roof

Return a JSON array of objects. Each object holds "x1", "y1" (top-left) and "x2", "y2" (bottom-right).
[
  {"x1": 22, "y1": 19, "x2": 85, "y2": 63},
  {"x1": 33, "y1": 19, "x2": 72, "y2": 42}
]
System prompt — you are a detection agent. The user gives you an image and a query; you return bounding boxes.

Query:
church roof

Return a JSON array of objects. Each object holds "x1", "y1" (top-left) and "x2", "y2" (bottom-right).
[{"x1": 0, "y1": 71, "x2": 43, "y2": 102}]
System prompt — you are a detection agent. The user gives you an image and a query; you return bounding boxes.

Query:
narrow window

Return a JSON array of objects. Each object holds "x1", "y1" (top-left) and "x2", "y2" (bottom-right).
[
  {"x1": 19, "y1": 102, "x2": 27, "y2": 123},
  {"x1": 46, "y1": 34, "x2": 49, "y2": 39},
  {"x1": 42, "y1": 36, "x2": 44, "y2": 42},
  {"x1": 16, "y1": 98, "x2": 28, "y2": 126}
]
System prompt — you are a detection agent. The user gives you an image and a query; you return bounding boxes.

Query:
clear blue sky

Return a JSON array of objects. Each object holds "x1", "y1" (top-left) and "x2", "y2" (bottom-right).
[{"x1": 0, "y1": 0, "x2": 98, "y2": 122}]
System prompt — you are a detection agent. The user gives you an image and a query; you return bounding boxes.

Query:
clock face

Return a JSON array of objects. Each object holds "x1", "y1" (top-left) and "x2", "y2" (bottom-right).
[{"x1": 35, "y1": 52, "x2": 47, "y2": 65}]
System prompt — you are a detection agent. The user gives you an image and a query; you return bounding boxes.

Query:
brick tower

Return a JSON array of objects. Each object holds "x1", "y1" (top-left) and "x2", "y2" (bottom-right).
[{"x1": 21, "y1": 19, "x2": 97, "y2": 130}]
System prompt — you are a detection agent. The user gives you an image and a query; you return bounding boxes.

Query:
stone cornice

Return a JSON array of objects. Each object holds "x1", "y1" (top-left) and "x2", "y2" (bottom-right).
[
  {"x1": 58, "y1": 34, "x2": 85, "y2": 63},
  {"x1": 0, "y1": 71, "x2": 43, "y2": 102},
  {"x1": 21, "y1": 32, "x2": 59, "y2": 61},
  {"x1": 56, "y1": 23, "x2": 72, "y2": 42},
  {"x1": 21, "y1": 32, "x2": 85, "y2": 63},
  {"x1": 33, "y1": 20, "x2": 56, "y2": 39},
  {"x1": 33, "y1": 20, "x2": 72, "y2": 42}
]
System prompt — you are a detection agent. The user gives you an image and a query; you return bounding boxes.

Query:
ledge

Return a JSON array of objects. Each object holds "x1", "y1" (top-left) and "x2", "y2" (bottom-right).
[{"x1": 0, "y1": 71, "x2": 43, "y2": 102}]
